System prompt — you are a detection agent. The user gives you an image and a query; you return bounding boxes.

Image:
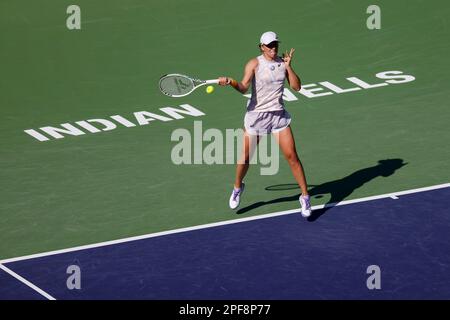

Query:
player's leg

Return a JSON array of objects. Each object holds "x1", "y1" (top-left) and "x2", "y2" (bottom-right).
[
  {"x1": 229, "y1": 130, "x2": 259, "y2": 209},
  {"x1": 273, "y1": 126, "x2": 309, "y2": 195},
  {"x1": 273, "y1": 126, "x2": 311, "y2": 217},
  {"x1": 234, "y1": 130, "x2": 259, "y2": 188}
]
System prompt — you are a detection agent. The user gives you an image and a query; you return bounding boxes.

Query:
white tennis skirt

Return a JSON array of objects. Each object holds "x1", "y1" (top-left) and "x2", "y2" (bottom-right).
[{"x1": 244, "y1": 109, "x2": 291, "y2": 135}]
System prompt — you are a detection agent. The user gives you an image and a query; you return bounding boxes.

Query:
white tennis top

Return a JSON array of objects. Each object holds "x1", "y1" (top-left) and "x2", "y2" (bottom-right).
[{"x1": 247, "y1": 55, "x2": 286, "y2": 112}]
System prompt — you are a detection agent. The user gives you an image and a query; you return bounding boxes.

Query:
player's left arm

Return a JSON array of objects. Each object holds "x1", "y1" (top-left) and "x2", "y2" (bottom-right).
[{"x1": 283, "y1": 48, "x2": 301, "y2": 91}]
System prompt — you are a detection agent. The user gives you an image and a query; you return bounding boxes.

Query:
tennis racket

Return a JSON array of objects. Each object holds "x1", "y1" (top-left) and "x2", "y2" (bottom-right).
[{"x1": 159, "y1": 73, "x2": 219, "y2": 97}]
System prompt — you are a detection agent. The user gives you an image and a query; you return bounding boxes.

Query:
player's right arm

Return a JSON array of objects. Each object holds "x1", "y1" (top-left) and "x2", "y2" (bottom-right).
[{"x1": 218, "y1": 58, "x2": 258, "y2": 94}]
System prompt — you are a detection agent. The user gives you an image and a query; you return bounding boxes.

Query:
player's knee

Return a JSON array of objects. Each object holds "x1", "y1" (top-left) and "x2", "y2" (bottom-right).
[
  {"x1": 238, "y1": 154, "x2": 251, "y2": 165},
  {"x1": 285, "y1": 152, "x2": 299, "y2": 165}
]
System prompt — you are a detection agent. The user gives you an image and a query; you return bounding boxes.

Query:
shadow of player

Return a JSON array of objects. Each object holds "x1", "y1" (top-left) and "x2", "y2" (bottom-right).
[{"x1": 236, "y1": 159, "x2": 408, "y2": 221}]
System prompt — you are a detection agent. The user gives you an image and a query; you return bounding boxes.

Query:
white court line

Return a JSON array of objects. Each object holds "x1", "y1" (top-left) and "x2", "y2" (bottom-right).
[
  {"x1": 1, "y1": 182, "x2": 449, "y2": 265},
  {"x1": 0, "y1": 264, "x2": 56, "y2": 300}
]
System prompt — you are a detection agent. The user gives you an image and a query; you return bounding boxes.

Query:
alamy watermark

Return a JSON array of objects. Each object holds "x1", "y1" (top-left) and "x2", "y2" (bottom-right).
[
  {"x1": 66, "y1": 265, "x2": 81, "y2": 290},
  {"x1": 170, "y1": 121, "x2": 280, "y2": 175},
  {"x1": 367, "y1": 5, "x2": 381, "y2": 30},
  {"x1": 366, "y1": 265, "x2": 381, "y2": 290},
  {"x1": 66, "y1": 5, "x2": 81, "y2": 30}
]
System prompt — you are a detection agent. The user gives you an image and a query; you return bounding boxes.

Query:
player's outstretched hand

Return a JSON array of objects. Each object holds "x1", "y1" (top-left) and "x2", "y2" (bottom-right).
[
  {"x1": 218, "y1": 77, "x2": 229, "y2": 86},
  {"x1": 283, "y1": 48, "x2": 295, "y2": 67}
]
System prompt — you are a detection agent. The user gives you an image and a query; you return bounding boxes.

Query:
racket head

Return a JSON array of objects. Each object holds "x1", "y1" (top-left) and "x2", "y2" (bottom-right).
[{"x1": 159, "y1": 74, "x2": 195, "y2": 97}]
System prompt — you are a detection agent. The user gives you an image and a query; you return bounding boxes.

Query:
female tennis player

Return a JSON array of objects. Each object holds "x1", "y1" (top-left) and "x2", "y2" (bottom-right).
[{"x1": 218, "y1": 31, "x2": 312, "y2": 217}]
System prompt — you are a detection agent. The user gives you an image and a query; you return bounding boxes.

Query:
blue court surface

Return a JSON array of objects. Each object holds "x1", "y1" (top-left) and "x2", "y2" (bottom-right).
[{"x1": 1, "y1": 185, "x2": 449, "y2": 300}]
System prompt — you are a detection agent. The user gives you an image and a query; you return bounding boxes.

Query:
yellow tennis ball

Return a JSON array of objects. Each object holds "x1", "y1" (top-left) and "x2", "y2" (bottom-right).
[{"x1": 206, "y1": 85, "x2": 214, "y2": 94}]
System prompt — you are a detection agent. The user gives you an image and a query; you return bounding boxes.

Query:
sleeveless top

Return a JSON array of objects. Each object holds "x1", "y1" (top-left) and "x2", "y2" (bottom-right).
[{"x1": 247, "y1": 55, "x2": 286, "y2": 112}]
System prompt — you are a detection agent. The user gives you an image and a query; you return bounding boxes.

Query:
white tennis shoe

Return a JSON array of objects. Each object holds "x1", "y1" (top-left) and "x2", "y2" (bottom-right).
[
  {"x1": 299, "y1": 194, "x2": 312, "y2": 218},
  {"x1": 229, "y1": 183, "x2": 245, "y2": 210}
]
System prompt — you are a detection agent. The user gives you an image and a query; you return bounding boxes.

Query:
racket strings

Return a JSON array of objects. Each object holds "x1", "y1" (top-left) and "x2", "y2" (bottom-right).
[{"x1": 159, "y1": 75, "x2": 194, "y2": 96}]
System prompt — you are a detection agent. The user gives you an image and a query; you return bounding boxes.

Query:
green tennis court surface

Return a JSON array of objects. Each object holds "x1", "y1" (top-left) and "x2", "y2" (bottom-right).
[{"x1": 1, "y1": 0, "x2": 449, "y2": 262}]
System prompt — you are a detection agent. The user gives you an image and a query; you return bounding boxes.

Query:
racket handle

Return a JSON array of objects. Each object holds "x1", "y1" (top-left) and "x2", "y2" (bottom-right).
[{"x1": 206, "y1": 79, "x2": 220, "y2": 84}]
